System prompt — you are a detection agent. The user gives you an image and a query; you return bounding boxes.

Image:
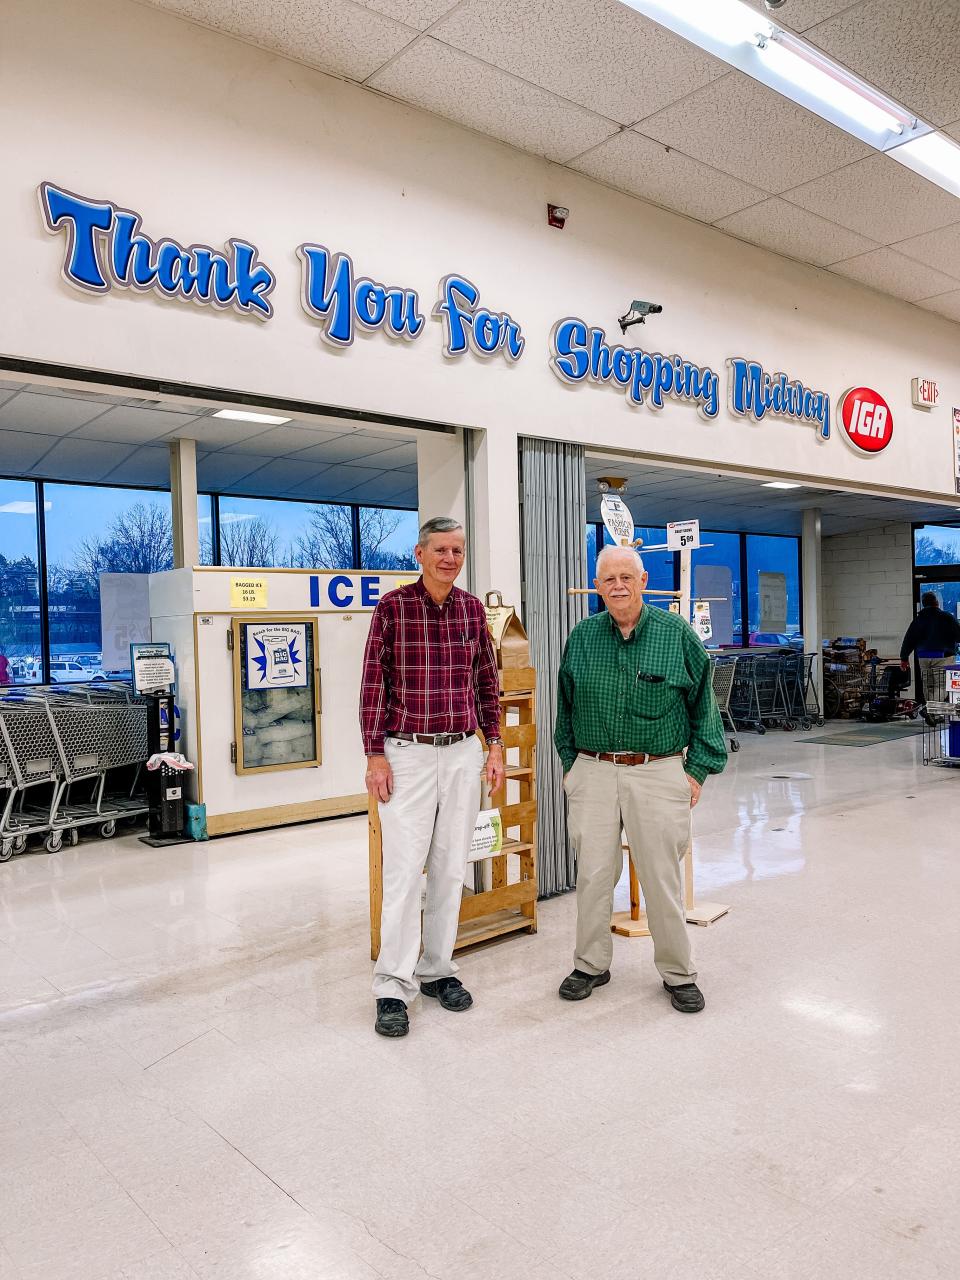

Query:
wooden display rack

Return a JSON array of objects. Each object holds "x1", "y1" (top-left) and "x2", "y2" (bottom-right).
[
  {"x1": 612, "y1": 842, "x2": 729, "y2": 937},
  {"x1": 367, "y1": 665, "x2": 538, "y2": 962}
]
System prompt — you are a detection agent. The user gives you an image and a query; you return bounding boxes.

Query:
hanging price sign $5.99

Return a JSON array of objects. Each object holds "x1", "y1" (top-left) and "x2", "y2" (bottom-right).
[{"x1": 667, "y1": 519, "x2": 701, "y2": 550}]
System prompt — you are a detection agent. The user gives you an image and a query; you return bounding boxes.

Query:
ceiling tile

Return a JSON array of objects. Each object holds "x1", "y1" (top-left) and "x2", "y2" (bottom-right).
[
  {"x1": 221, "y1": 425, "x2": 346, "y2": 456},
  {"x1": 68, "y1": 406, "x2": 200, "y2": 443},
  {"x1": 290, "y1": 434, "x2": 409, "y2": 464},
  {"x1": 145, "y1": 0, "x2": 417, "y2": 81},
  {"x1": 368, "y1": 37, "x2": 618, "y2": 163},
  {"x1": 196, "y1": 453, "x2": 274, "y2": 489},
  {"x1": 807, "y1": 0, "x2": 960, "y2": 126},
  {"x1": 168, "y1": 418, "x2": 278, "y2": 450},
  {"x1": 0, "y1": 430, "x2": 60, "y2": 473},
  {"x1": 285, "y1": 463, "x2": 384, "y2": 498},
  {"x1": 226, "y1": 458, "x2": 333, "y2": 493},
  {"x1": 915, "y1": 289, "x2": 960, "y2": 324},
  {"x1": 359, "y1": 0, "x2": 457, "y2": 28},
  {"x1": 743, "y1": 0, "x2": 860, "y2": 32},
  {"x1": 334, "y1": 471, "x2": 413, "y2": 502},
  {"x1": 571, "y1": 130, "x2": 766, "y2": 223},
  {"x1": 429, "y1": 0, "x2": 726, "y2": 125},
  {"x1": 782, "y1": 152, "x2": 960, "y2": 243},
  {"x1": 829, "y1": 246, "x2": 960, "y2": 301},
  {"x1": 892, "y1": 222, "x2": 960, "y2": 279},
  {"x1": 30, "y1": 439, "x2": 138, "y2": 483},
  {"x1": 637, "y1": 70, "x2": 870, "y2": 193},
  {"x1": 0, "y1": 392, "x2": 110, "y2": 435},
  {"x1": 716, "y1": 198, "x2": 879, "y2": 266},
  {"x1": 99, "y1": 447, "x2": 173, "y2": 486}
]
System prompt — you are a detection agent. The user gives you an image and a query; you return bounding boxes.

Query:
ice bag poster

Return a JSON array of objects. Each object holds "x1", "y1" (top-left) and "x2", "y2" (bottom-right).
[{"x1": 245, "y1": 623, "x2": 307, "y2": 689}]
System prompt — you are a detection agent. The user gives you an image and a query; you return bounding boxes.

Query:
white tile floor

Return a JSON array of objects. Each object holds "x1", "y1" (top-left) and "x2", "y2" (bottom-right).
[{"x1": 1, "y1": 725, "x2": 958, "y2": 1279}]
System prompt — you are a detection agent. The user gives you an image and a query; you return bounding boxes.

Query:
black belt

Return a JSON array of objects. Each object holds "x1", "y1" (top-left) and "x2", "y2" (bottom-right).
[{"x1": 390, "y1": 730, "x2": 475, "y2": 747}]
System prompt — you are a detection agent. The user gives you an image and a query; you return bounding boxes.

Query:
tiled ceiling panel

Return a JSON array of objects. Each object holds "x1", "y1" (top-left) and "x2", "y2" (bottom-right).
[
  {"x1": 828, "y1": 246, "x2": 960, "y2": 302},
  {"x1": 360, "y1": 0, "x2": 457, "y2": 29},
  {"x1": 428, "y1": 0, "x2": 727, "y2": 124},
  {"x1": 806, "y1": 0, "x2": 960, "y2": 127},
  {"x1": 570, "y1": 130, "x2": 766, "y2": 223},
  {"x1": 144, "y1": 0, "x2": 418, "y2": 82},
  {"x1": 893, "y1": 223, "x2": 960, "y2": 279},
  {"x1": 637, "y1": 71, "x2": 871, "y2": 193},
  {"x1": 916, "y1": 289, "x2": 960, "y2": 323},
  {"x1": 31, "y1": 439, "x2": 138, "y2": 483},
  {"x1": 715, "y1": 198, "x2": 879, "y2": 267},
  {"x1": 0, "y1": 430, "x2": 62, "y2": 472},
  {"x1": 367, "y1": 38, "x2": 618, "y2": 163},
  {"x1": 0, "y1": 392, "x2": 109, "y2": 434},
  {"x1": 101, "y1": 446, "x2": 173, "y2": 486},
  {"x1": 782, "y1": 152, "x2": 960, "y2": 244},
  {"x1": 69, "y1": 406, "x2": 202, "y2": 443},
  {"x1": 744, "y1": 0, "x2": 860, "y2": 32}
]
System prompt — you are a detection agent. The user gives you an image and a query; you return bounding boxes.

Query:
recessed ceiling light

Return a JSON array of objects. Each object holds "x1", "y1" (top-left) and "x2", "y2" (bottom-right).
[
  {"x1": 212, "y1": 409, "x2": 291, "y2": 425},
  {"x1": 763, "y1": 481, "x2": 802, "y2": 490}
]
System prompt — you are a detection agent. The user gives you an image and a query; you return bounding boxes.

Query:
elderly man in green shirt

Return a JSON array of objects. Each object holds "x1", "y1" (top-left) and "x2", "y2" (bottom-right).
[{"x1": 555, "y1": 545, "x2": 727, "y2": 1013}]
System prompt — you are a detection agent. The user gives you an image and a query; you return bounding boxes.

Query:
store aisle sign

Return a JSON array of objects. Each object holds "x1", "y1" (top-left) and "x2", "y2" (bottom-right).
[
  {"x1": 246, "y1": 623, "x2": 306, "y2": 688},
  {"x1": 839, "y1": 386, "x2": 893, "y2": 454},
  {"x1": 667, "y1": 520, "x2": 700, "y2": 550},
  {"x1": 727, "y1": 358, "x2": 830, "y2": 441}
]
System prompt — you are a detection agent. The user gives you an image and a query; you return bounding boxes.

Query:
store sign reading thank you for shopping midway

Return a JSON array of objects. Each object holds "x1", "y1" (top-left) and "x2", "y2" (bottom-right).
[{"x1": 39, "y1": 181, "x2": 885, "y2": 453}]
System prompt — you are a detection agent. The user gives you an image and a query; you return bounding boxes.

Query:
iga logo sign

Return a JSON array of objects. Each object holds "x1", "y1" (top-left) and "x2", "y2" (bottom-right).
[{"x1": 839, "y1": 387, "x2": 893, "y2": 454}]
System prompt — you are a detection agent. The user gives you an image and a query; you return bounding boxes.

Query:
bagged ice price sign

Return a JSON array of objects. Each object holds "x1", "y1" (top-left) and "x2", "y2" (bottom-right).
[
  {"x1": 667, "y1": 519, "x2": 701, "y2": 551},
  {"x1": 600, "y1": 493, "x2": 635, "y2": 546}
]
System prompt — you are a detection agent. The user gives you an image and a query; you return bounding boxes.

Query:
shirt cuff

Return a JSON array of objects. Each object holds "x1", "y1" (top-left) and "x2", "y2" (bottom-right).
[
  {"x1": 684, "y1": 761, "x2": 709, "y2": 785},
  {"x1": 364, "y1": 738, "x2": 386, "y2": 756},
  {"x1": 559, "y1": 749, "x2": 578, "y2": 773}
]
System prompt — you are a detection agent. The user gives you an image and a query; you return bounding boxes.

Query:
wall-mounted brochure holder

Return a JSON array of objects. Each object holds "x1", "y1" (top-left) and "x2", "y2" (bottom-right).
[{"x1": 230, "y1": 614, "x2": 322, "y2": 775}]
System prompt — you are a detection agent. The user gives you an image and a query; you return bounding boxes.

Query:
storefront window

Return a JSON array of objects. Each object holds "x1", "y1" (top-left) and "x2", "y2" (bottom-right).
[
  {"x1": 746, "y1": 534, "x2": 801, "y2": 646},
  {"x1": 914, "y1": 524, "x2": 960, "y2": 567},
  {"x1": 0, "y1": 478, "x2": 42, "y2": 685},
  {"x1": 198, "y1": 494, "x2": 216, "y2": 565},
  {"x1": 359, "y1": 507, "x2": 418, "y2": 570},
  {"x1": 44, "y1": 483, "x2": 173, "y2": 680},
  {"x1": 692, "y1": 531, "x2": 742, "y2": 647}
]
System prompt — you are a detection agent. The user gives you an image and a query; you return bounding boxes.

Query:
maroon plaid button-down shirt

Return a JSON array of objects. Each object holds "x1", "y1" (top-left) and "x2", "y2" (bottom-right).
[{"x1": 360, "y1": 576, "x2": 501, "y2": 755}]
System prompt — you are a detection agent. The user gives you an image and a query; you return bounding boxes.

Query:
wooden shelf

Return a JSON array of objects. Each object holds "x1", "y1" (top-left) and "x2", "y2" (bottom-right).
[{"x1": 454, "y1": 909, "x2": 535, "y2": 952}]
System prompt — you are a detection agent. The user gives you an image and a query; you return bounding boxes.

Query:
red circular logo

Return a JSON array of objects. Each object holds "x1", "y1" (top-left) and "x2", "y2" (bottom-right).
[{"x1": 839, "y1": 387, "x2": 893, "y2": 453}]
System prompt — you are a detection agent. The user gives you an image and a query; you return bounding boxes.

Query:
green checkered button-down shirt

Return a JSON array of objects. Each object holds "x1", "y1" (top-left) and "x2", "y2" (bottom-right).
[{"x1": 554, "y1": 605, "x2": 728, "y2": 784}]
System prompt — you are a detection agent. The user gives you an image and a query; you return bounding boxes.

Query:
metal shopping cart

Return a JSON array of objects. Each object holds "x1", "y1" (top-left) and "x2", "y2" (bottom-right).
[
  {"x1": 922, "y1": 666, "x2": 960, "y2": 768},
  {"x1": 0, "y1": 700, "x2": 64, "y2": 857},
  {"x1": 711, "y1": 657, "x2": 740, "y2": 753}
]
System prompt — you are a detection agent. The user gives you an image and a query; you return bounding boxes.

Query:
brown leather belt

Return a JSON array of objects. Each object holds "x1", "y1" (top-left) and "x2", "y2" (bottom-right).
[
  {"x1": 578, "y1": 750, "x2": 682, "y2": 766},
  {"x1": 390, "y1": 730, "x2": 475, "y2": 747}
]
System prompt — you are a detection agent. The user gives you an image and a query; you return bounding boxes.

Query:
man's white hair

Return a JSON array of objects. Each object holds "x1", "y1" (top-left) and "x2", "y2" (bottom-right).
[{"x1": 595, "y1": 545, "x2": 646, "y2": 578}]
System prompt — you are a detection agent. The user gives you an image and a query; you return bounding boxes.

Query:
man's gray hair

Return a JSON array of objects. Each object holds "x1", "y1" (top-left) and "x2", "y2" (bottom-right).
[
  {"x1": 595, "y1": 545, "x2": 645, "y2": 578},
  {"x1": 417, "y1": 515, "x2": 464, "y2": 546}
]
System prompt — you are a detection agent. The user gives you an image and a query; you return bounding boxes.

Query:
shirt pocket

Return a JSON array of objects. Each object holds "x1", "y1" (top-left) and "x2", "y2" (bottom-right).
[
  {"x1": 450, "y1": 636, "x2": 478, "y2": 673},
  {"x1": 628, "y1": 672, "x2": 679, "y2": 722}
]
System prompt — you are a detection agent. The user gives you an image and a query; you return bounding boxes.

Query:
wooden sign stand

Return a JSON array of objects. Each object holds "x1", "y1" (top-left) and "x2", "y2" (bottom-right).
[{"x1": 612, "y1": 843, "x2": 729, "y2": 937}]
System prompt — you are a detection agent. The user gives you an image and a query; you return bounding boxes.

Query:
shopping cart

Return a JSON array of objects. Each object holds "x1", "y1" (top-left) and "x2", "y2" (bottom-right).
[
  {"x1": 922, "y1": 666, "x2": 960, "y2": 767},
  {"x1": 801, "y1": 654, "x2": 824, "y2": 727},
  {"x1": 0, "y1": 700, "x2": 64, "y2": 857},
  {"x1": 710, "y1": 657, "x2": 740, "y2": 753},
  {"x1": 822, "y1": 648, "x2": 871, "y2": 719}
]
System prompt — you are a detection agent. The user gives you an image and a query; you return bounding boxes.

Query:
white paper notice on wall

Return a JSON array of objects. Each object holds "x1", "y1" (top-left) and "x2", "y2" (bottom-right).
[
  {"x1": 244, "y1": 623, "x2": 308, "y2": 689},
  {"x1": 667, "y1": 520, "x2": 700, "y2": 551},
  {"x1": 758, "y1": 571, "x2": 788, "y2": 632},
  {"x1": 600, "y1": 493, "x2": 634, "y2": 546},
  {"x1": 693, "y1": 601, "x2": 713, "y2": 641},
  {"x1": 99, "y1": 573, "x2": 151, "y2": 672}
]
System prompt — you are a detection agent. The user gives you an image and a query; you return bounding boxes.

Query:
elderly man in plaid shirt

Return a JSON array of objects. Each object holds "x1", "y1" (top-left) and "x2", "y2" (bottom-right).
[
  {"x1": 555, "y1": 545, "x2": 727, "y2": 1013},
  {"x1": 361, "y1": 516, "x2": 504, "y2": 1038}
]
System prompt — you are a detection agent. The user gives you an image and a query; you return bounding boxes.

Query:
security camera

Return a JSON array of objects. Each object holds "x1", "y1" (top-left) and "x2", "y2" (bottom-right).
[
  {"x1": 618, "y1": 300, "x2": 663, "y2": 333},
  {"x1": 547, "y1": 204, "x2": 569, "y2": 229},
  {"x1": 764, "y1": 0, "x2": 788, "y2": 9}
]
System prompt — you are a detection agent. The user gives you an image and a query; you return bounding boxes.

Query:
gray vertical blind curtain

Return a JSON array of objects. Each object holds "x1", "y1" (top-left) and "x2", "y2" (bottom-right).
[{"x1": 519, "y1": 438, "x2": 587, "y2": 897}]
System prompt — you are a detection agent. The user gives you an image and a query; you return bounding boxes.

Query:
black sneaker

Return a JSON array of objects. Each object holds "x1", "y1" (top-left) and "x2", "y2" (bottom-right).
[
  {"x1": 663, "y1": 981, "x2": 705, "y2": 1013},
  {"x1": 375, "y1": 997, "x2": 409, "y2": 1037},
  {"x1": 558, "y1": 968, "x2": 611, "y2": 1001},
  {"x1": 420, "y1": 976, "x2": 473, "y2": 1011}
]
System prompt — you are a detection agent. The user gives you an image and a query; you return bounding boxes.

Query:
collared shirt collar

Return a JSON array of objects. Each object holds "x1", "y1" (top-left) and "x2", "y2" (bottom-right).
[
  {"x1": 413, "y1": 574, "x2": 458, "y2": 611},
  {"x1": 604, "y1": 602, "x2": 649, "y2": 644}
]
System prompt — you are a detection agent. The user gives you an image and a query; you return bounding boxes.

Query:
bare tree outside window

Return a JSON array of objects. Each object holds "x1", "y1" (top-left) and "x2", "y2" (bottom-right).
[
  {"x1": 219, "y1": 516, "x2": 281, "y2": 567},
  {"x1": 292, "y1": 504, "x2": 354, "y2": 569},
  {"x1": 70, "y1": 502, "x2": 174, "y2": 586}
]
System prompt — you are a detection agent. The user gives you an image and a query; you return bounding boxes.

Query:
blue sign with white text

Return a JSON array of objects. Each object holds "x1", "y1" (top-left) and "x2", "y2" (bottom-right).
[{"x1": 727, "y1": 357, "x2": 830, "y2": 440}]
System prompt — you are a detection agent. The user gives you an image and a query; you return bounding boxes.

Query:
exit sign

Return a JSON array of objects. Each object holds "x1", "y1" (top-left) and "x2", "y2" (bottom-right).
[{"x1": 911, "y1": 377, "x2": 939, "y2": 409}]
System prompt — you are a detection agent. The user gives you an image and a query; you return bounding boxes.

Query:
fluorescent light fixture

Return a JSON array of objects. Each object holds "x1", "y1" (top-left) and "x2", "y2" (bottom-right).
[
  {"x1": 212, "y1": 409, "x2": 291, "y2": 425},
  {"x1": 757, "y1": 33, "x2": 910, "y2": 137},
  {"x1": 618, "y1": 0, "x2": 922, "y2": 150},
  {"x1": 889, "y1": 130, "x2": 960, "y2": 198},
  {"x1": 763, "y1": 481, "x2": 802, "y2": 490}
]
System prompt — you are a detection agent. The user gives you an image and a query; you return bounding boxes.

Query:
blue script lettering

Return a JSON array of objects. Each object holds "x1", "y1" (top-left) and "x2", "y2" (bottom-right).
[
  {"x1": 38, "y1": 183, "x2": 276, "y2": 319},
  {"x1": 297, "y1": 244, "x2": 425, "y2": 348},
  {"x1": 550, "y1": 318, "x2": 719, "y2": 419},
  {"x1": 434, "y1": 275, "x2": 524, "y2": 361},
  {"x1": 727, "y1": 358, "x2": 830, "y2": 440}
]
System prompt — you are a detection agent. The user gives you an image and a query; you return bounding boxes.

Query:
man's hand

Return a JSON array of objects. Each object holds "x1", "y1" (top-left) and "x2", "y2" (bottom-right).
[
  {"x1": 686, "y1": 774, "x2": 702, "y2": 809},
  {"x1": 365, "y1": 755, "x2": 393, "y2": 804},
  {"x1": 485, "y1": 743, "x2": 505, "y2": 794},
  {"x1": 900, "y1": 660, "x2": 910, "y2": 672}
]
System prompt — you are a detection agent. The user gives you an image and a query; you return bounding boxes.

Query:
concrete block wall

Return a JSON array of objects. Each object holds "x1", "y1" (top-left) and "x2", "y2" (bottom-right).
[{"x1": 821, "y1": 522, "x2": 915, "y2": 657}]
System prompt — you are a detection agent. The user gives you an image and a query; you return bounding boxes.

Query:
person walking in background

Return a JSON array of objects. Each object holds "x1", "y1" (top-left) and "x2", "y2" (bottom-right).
[
  {"x1": 554, "y1": 546, "x2": 727, "y2": 1013},
  {"x1": 0, "y1": 653, "x2": 10, "y2": 686},
  {"x1": 900, "y1": 592, "x2": 960, "y2": 726},
  {"x1": 361, "y1": 516, "x2": 504, "y2": 1039}
]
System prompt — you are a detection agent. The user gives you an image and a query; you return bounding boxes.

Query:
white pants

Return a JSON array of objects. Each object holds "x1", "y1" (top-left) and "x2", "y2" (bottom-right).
[{"x1": 373, "y1": 734, "x2": 484, "y2": 1004}]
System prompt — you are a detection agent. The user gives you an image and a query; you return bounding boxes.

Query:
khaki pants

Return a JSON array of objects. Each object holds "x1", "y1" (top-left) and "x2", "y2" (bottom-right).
[
  {"x1": 917, "y1": 656, "x2": 952, "y2": 706},
  {"x1": 373, "y1": 734, "x2": 483, "y2": 1004},
  {"x1": 564, "y1": 753, "x2": 695, "y2": 986}
]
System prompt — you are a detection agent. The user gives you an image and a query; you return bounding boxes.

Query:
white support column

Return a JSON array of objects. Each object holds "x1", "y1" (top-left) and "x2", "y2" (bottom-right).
[
  {"x1": 417, "y1": 429, "x2": 466, "y2": 529},
  {"x1": 169, "y1": 438, "x2": 199, "y2": 569},
  {"x1": 470, "y1": 425, "x2": 522, "y2": 608},
  {"x1": 802, "y1": 507, "x2": 823, "y2": 709}
]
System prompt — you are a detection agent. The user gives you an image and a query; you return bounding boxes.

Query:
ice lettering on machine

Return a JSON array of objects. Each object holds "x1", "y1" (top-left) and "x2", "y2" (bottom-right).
[
  {"x1": 297, "y1": 244, "x2": 425, "y2": 348},
  {"x1": 38, "y1": 183, "x2": 276, "y2": 319},
  {"x1": 549, "y1": 318, "x2": 720, "y2": 419},
  {"x1": 727, "y1": 358, "x2": 830, "y2": 441}
]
